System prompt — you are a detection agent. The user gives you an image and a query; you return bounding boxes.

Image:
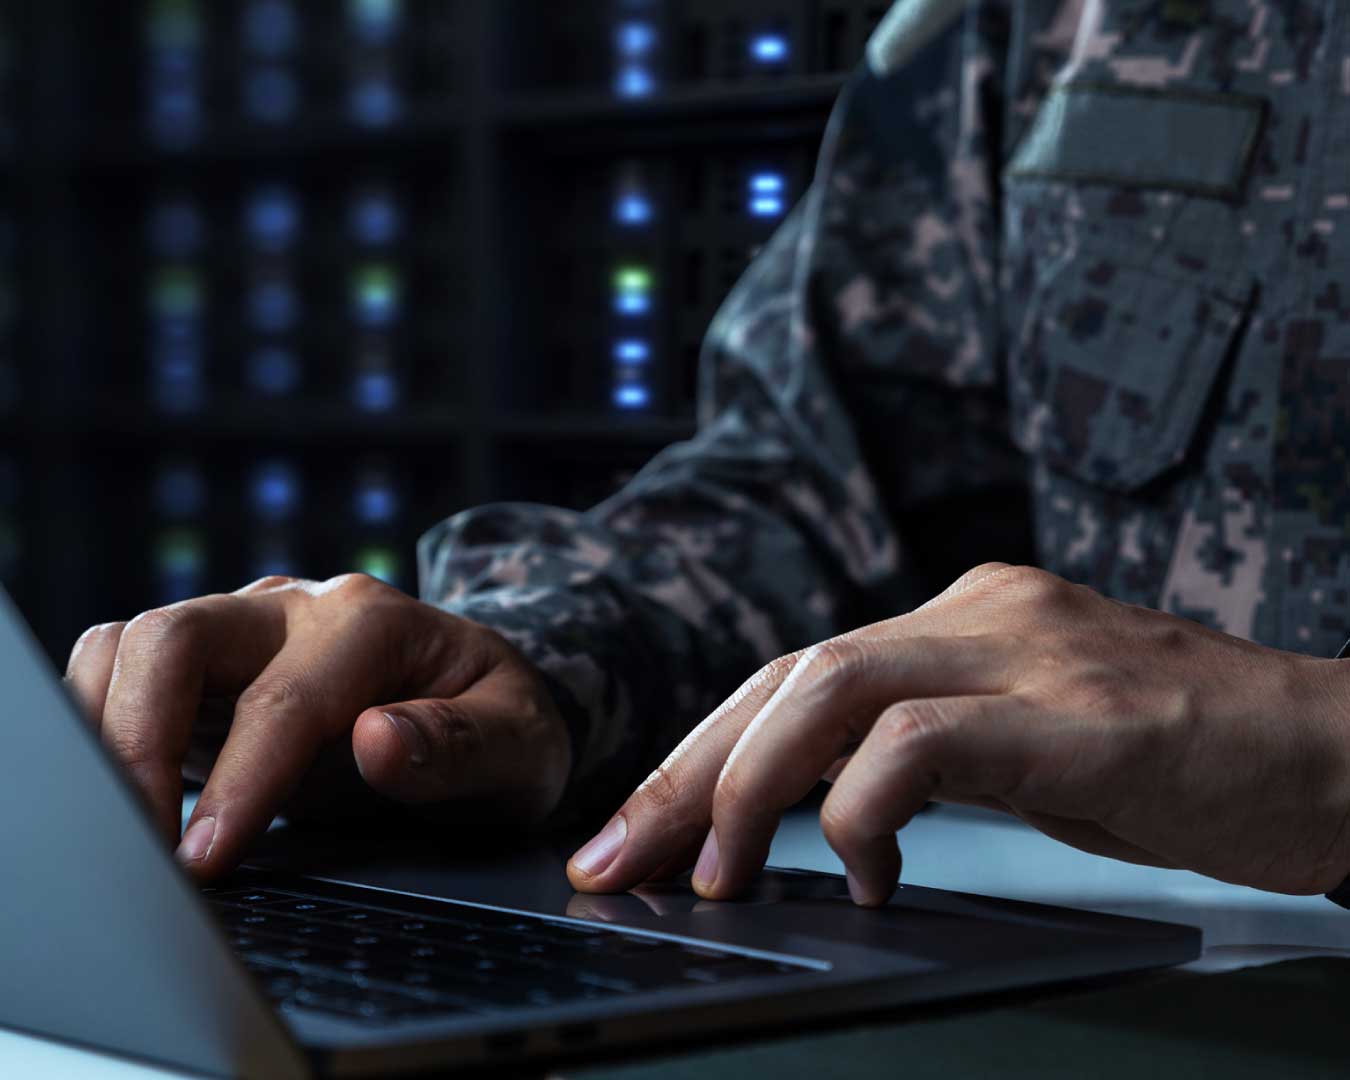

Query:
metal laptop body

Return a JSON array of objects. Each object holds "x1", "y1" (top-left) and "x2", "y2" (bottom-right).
[{"x1": 0, "y1": 589, "x2": 1202, "y2": 1078}]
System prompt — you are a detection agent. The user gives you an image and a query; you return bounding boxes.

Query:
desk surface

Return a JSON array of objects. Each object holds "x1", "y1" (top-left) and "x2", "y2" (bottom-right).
[{"x1": 8, "y1": 804, "x2": 1350, "y2": 1078}]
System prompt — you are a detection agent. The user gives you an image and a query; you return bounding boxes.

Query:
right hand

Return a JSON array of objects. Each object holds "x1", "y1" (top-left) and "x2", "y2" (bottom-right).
[{"x1": 64, "y1": 574, "x2": 571, "y2": 880}]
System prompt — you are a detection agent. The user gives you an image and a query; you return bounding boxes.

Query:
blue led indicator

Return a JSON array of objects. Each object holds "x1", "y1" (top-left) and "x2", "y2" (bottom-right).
[
  {"x1": 615, "y1": 193, "x2": 653, "y2": 226},
  {"x1": 750, "y1": 34, "x2": 790, "y2": 63},
  {"x1": 749, "y1": 172, "x2": 787, "y2": 217},
  {"x1": 248, "y1": 346, "x2": 301, "y2": 396},
  {"x1": 354, "y1": 475, "x2": 399, "y2": 524},
  {"x1": 350, "y1": 76, "x2": 401, "y2": 127},
  {"x1": 155, "y1": 463, "x2": 207, "y2": 519},
  {"x1": 246, "y1": 186, "x2": 300, "y2": 250},
  {"x1": 614, "y1": 384, "x2": 651, "y2": 410},
  {"x1": 354, "y1": 371, "x2": 399, "y2": 412},
  {"x1": 350, "y1": 189, "x2": 401, "y2": 246},
  {"x1": 248, "y1": 278, "x2": 299, "y2": 333},
  {"x1": 149, "y1": 83, "x2": 203, "y2": 149},
  {"x1": 243, "y1": 66, "x2": 299, "y2": 123},
  {"x1": 615, "y1": 340, "x2": 650, "y2": 365},
  {"x1": 252, "y1": 462, "x2": 300, "y2": 520},
  {"x1": 616, "y1": 21, "x2": 656, "y2": 58},
  {"x1": 615, "y1": 65, "x2": 655, "y2": 99},
  {"x1": 349, "y1": 0, "x2": 402, "y2": 44},
  {"x1": 147, "y1": 0, "x2": 205, "y2": 151},
  {"x1": 243, "y1": 0, "x2": 298, "y2": 56},
  {"x1": 152, "y1": 340, "x2": 206, "y2": 414}
]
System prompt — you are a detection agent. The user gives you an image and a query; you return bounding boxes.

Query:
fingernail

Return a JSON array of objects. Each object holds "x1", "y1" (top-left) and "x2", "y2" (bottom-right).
[
  {"x1": 176, "y1": 816, "x2": 216, "y2": 865},
  {"x1": 693, "y1": 827, "x2": 720, "y2": 890},
  {"x1": 571, "y1": 815, "x2": 627, "y2": 878},
  {"x1": 846, "y1": 869, "x2": 866, "y2": 905},
  {"x1": 384, "y1": 712, "x2": 429, "y2": 766}
]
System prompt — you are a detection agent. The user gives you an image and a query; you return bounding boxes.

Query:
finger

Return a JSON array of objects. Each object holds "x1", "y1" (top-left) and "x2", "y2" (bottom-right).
[
  {"x1": 568, "y1": 564, "x2": 1026, "y2": 896},
  {"x1": 644, "y1": 834, "x2": 709, "y2": 883},
  {"x1": 101, "y1": 598, "x2": 286, "y2": 845},
  {"x1": 822, "y1": 695, "x2": 1041, "y2": 906},
  {"x1": 566, "y1": 652, "x2": 804, "y2": 893},
  {"x1": 823, "y1": 756, "x2": 851, "y2": 783},
  {"x1": 177, "y1": 617, "x2": 399, "y2": 878},
  {"x1": 697, "y1": 634, "x2": 1016, "y2": 900},
  {"x1": 64, "y1": 621, "x2": 127, "y2": 730},
  {"x1": 350, "y1": 664, "x2": 570, "y2": 824}
]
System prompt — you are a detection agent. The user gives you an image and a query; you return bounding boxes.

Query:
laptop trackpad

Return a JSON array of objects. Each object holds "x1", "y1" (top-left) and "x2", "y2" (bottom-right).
[{"x1": 562, "y1": 871, "x2": 965, "y2": 969}]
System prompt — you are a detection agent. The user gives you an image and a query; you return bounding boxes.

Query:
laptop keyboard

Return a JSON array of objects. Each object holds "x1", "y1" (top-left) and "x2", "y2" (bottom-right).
[{"x1": 204, "y1": 881, "x2": 815, "y2": 1025}]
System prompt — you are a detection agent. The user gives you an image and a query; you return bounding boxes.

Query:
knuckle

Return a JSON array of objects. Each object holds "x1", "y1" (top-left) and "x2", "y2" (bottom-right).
[
  {"x1": 996, "y1": 565, "x2": 1073, "y2": 607},
  {"x1": 712, "y1": 763, "x2": 752, "y2": 818},
  {"x1": 236, "y1": 671, "x2": 314, "y2": 719},
  {"x1": 634, "y1": 762, "x2": 687, "y2": 815},
  {"x1": 419, "y1": 699, "x2": 484, "y2": 757},
  {"x1": 874, "y1": 700, "x2": 948, "y2": 756},
  {"x1": 329, "y1": 572, "x2": 387, "y2": 599},
  {"x1": 67, "y1": 621, "x2": 125, "y2": 671},
  {"x1": 797, "y1": 638, "x2": 865, "y2": 690},
  {"x1": 762, "y1": 652, "x2": 803, "y2": 683},
  {"x1": 123, "y1": 604, "x2": 199, "y2": 649},
  {"x1": 819, "y1": 796, "x2": 866, "y2": 852},
  {"x1": 236, "y1": 574, "x2": 297, "y2": 595},
  {"x1": 102, "y1": 721, "x2": 157, "y2": 771}
]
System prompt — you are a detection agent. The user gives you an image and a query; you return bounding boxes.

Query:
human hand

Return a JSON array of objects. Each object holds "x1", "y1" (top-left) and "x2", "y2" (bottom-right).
[
  {"x1": 66, "y1": 574, "x2": 570, "y2": 879},
  {"x1": 567, "y1": 563, "x2": 1350, "y2": 904}
]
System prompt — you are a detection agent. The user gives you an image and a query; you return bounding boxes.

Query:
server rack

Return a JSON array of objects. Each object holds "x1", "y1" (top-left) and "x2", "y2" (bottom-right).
[{"x1": 5, "y1": 0, "x2": 890, "y2": 662}]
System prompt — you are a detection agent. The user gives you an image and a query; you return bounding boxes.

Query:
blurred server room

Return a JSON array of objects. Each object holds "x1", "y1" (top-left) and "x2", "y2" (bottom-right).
[{"x1": 0, "y1": 0, "x2": 891, "y2": 664}]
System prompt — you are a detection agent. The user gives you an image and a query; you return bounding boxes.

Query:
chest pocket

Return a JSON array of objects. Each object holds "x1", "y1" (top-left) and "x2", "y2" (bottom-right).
[{"x1": 1002, "y1": 82, "x2": 1264, "y2": 493}]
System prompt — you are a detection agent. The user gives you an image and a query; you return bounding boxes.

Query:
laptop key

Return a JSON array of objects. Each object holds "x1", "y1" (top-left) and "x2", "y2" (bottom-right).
[
  {"x1": 206, "y1": 889, "x2": 293, "y2": 907},
  {"x1": 264, "y1": 899, "x2": 358, "y2": 918}
]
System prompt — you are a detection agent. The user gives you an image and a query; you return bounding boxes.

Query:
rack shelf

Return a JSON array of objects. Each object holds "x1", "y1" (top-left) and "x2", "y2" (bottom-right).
[{"x1": 4, "y1": 0, "x2": 875, "y2": 659}]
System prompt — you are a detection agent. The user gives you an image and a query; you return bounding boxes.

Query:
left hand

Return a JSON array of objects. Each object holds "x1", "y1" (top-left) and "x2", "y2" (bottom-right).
[{"x1": 566, "y1": 563, "x2": 1350, "y2": 905}]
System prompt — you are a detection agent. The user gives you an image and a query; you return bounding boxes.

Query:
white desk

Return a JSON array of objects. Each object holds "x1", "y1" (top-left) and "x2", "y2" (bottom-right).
[{"x1": 7, "y1": 804, "x2": 1350, "y2": 1077}]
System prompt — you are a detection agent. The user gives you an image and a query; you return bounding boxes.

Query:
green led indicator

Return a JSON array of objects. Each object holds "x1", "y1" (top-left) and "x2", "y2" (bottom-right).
[
  {"x1": 614, "y1": 266, "x2": 652, "y2": 293},
  {"x1": 351, "y1": 0, "x2": 401, "y2": 20},
  {"x1": 353, "y1": 264, "x2": 400, "y2": 318},
  {"x1": 151, "y1": 267, "x2": 202, "y2": 319},
  {"x1": 355, "y1": 546, "x2": 401, "y2": 585},
  {"x1": 149, "y1": 0, "x2": 203, "y2": 49},
  {"x1": 157, "y1": 529, "x2": 204, "y2": 574}
]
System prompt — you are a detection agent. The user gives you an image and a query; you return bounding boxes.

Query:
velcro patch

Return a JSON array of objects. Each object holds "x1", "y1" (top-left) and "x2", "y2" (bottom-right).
[{"x1": 1006, "y1": 82, "x2": 1267, "y2": 200}]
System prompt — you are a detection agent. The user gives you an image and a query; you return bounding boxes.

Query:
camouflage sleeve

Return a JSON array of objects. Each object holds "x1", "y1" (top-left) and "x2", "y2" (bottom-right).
[
  {"x1": 418, "y1": 2, "x2": 1051, "y2": 824},
  {"x1": 418, "y1": 198, "x2": 900, "y2": 824}
]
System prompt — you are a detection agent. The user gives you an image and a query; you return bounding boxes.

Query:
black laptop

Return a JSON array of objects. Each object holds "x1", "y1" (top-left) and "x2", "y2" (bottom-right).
[{"x1": 0, "y1": 590, "x2": 1201, "y2": 1077}]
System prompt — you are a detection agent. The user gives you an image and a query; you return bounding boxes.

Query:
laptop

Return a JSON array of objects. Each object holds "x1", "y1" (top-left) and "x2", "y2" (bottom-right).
[{"x1": 0, "y1": 588, "x2": 1201, "y2": 1078}]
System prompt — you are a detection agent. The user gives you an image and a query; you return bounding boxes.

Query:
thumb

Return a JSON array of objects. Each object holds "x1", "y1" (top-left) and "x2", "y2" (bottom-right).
[{"x1": 351, "y1": 676, "x2": 569, "y2": 822}]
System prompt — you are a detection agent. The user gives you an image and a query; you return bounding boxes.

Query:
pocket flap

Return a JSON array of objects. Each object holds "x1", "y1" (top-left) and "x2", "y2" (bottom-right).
[
  {"x1": 1007, "y1": 82, "x2": 1267, "y2": 201},
  {"x1": 1009, "y1": 252, "x2": 1251, "y2": 492}
]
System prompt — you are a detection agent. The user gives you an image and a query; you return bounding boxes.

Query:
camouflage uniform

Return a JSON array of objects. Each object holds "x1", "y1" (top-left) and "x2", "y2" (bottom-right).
[{"x1": 421, "y1": 1, "x2": 1350, "y2": 834}]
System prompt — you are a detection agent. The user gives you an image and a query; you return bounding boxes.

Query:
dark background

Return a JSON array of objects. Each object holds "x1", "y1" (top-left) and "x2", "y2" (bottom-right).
[{"x1": 0, "y1": 0, "x2": 890, "y2": 663}]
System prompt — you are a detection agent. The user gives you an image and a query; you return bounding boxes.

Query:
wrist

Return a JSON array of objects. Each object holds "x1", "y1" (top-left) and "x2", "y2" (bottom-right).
[{"x1": 1302, "y1": 655, "x2": 1350, "y2": 895}]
